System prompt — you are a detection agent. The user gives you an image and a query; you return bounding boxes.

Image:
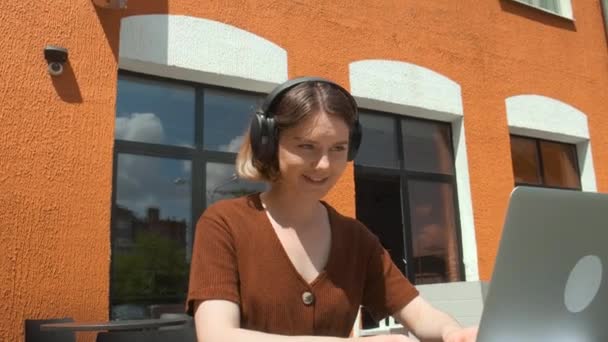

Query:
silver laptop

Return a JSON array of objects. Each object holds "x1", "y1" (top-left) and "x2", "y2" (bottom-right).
[{"x1": 477, "y1": 186, "x2": 607, "y2": 342}]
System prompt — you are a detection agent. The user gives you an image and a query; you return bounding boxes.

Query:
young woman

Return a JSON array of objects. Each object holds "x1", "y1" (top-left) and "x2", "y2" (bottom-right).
[{"x1": 187, "y1": 77, "x2": 477, "y2": 342}]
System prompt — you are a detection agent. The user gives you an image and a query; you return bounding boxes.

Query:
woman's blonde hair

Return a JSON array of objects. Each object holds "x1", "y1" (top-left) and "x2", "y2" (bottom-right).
[
  {"x1": 235, "y1": 129, "x2": 265, "y2": 181},
  {"x1": 235, "y1": 81, "x2": 357, "y2": 182}
]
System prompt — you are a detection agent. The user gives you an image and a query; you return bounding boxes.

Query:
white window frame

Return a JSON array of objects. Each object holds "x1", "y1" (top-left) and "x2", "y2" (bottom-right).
[{"x1": 512, "y1": 0, "x2": 574, "y2": 20}]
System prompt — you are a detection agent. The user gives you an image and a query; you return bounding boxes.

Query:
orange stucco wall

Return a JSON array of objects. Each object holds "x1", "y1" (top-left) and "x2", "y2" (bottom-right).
[
  {"x1": 2, "y1": 0, "x2": 608, "y2": 340},
  {"x1": 0, "y1": 1, "x2": 119, "y2": 341}
]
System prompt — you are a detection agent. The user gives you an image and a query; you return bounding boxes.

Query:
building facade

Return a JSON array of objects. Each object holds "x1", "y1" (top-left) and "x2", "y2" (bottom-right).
[{"x1": 2, "y1": 0, "x2": 608, "y2": 340}]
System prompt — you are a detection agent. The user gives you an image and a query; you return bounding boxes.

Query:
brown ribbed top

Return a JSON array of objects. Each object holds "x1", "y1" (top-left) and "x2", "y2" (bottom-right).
[{"x1": 186, "y1": 194, "x2": 418, "y2": 337}]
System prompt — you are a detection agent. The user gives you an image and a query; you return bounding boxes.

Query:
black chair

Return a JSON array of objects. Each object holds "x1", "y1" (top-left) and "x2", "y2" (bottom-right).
[
  {"x1": 25, "y1": 318, "x2": 76, "y2": 342},
  {"x1": 96, "y1": 325, "x2": 196, "y2": 342}
]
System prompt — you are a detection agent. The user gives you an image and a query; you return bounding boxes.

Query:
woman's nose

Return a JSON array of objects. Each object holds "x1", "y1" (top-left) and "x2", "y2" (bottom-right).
[{"x1": 314, "y1": 153, "x2": 331, "y2": 170}]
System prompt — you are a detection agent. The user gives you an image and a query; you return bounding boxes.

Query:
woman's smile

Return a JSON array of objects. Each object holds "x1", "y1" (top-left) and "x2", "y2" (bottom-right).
[{"x1": 302, "y1": 174, "x2": 330, "y2": 185}]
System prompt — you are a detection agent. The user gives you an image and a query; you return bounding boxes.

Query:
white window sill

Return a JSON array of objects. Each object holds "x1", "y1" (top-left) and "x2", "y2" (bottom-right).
[{"x1": 510, "y1": 0, "x2": 575, "y2": 21}]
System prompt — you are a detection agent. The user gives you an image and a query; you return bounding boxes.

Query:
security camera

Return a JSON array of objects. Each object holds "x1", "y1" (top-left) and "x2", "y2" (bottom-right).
[{"x1": 44, "y1": 45, "x2": 68, "y2": 76}]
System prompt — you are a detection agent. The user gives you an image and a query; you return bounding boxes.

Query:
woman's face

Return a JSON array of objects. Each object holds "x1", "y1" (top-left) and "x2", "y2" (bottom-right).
[{"x1": 275, "y1": 111, "x2": 350, "y2": 199}]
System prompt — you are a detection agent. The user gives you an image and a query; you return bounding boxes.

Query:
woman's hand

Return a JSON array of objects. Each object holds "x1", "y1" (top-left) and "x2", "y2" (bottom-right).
[{"x1": 442, "y1": 326, "x2": 478, "y2": 342}]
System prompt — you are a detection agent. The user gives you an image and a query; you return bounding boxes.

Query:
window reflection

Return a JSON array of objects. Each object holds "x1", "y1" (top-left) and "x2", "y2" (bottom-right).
[
  {"x1": 402, "y1": 119, "x2": 453, "y2": 175},
  {"x1": 510, "y1": 135, "x2": 581, "y2": 190},
  {"x1": 540, "y1": 141, "x2": 580, "y2": 189},
  {"x1": 206, "y1": 162, "x2": 267, "y2": 205},
  {"x1": 407, "y1": 180, "x2": 461, "y2": 284},
  {"x1": 112, "y1": 154, "x2": 191, "y2": 319},
  {"x1": 204, "y1": 89, "x2": 262, "y2": 152},
  {"x1": 511, "y1": 136, "x2": 542, "y2": 185},
  {"x1": 112, "y1": 73, "x2": 267, "y2": 320},
  {"x1": 355, "y1": 112, "x2": 399, "y2": 169},
  {"x1": 115, "y1": 75, "x2": 195, "y2": 147}
]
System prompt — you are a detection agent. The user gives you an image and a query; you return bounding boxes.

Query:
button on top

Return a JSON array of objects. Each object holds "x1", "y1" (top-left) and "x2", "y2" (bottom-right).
[{"x1": 302, "y1": 291, "x2": 314, "y2": 305}]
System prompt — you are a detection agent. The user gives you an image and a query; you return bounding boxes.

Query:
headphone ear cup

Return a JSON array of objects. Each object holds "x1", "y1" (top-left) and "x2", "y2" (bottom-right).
[
  {"x1": 261, "y1": 116, "x2": 276, "y2": 163},
  {"x1": 250, "y1": 112, "x2": 264, "y2": 161},
  {"x1": 347, "y1": 121, "x2": 362, "y2": 161},
  {"x1": 250, "y1": 112, "x2": 277, "y2": 164}
]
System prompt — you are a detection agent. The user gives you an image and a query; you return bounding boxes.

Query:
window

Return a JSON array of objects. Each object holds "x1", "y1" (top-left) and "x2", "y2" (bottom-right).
[
  {"x1": 355, "y1": 112, "x2": 463, "y2": 285},
  {"x1": 355, "y1": 111, "x2": 463, "y2": 328},
  {"x1": 355, "y1": 112, "x2": 462, "y2": 284},
  {"x1": 510, "y1": 135, "x2": 581, "y2": 190},
  {"x1": 513, "y1": 0, "x2": 573, "y2": 18},
  {"x1": 110, "y1": 72, "x2": 266, "y2": 319}
]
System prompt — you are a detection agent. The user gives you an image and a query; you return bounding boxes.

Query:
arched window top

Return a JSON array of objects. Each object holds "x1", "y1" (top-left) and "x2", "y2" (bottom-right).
[
  {"x1": 506, "y1": 95, "x2": 589, "y2": 142},
  {"x1": 119, "y1": 15, "x2": 288, "y2": 91},
  {"x1": 349, "y1": 59, "x2": 463, "y2": 120}
]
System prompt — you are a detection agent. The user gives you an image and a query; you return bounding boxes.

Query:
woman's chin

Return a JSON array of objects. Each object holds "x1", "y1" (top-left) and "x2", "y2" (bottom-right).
[{"x1": 292, "y1": 181, "x2": 330, "y2": 197}]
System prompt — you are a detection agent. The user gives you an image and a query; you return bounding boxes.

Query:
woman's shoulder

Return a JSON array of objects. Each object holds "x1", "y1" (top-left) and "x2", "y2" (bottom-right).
[{"x1": 200, "y1": 193, "x2": 263, "y2": 222}]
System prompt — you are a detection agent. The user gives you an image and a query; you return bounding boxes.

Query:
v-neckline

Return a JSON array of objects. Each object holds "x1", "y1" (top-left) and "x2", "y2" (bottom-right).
[{"x1": 256, "y1": 193, "x2": 336, "y2": 288}]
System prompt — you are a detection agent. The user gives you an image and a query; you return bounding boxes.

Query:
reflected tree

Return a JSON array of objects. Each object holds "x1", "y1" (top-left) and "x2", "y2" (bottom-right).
[{"x1": 113, "y1": 231, "x2": 189, "y2": 304}]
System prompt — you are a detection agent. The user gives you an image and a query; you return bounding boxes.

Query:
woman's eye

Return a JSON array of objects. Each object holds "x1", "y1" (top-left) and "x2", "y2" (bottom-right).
[
  {"x1": 298, "y1": 144, "x2": 315, "y2": 150},
  {"x1": 331, "y1": 145, "x2": 347, "y2": 152}
]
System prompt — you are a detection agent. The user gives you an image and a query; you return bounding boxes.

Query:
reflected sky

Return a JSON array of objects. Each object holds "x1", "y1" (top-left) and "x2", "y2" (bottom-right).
[
  {"x1": 116, "y1": 154, "x2": 191, "y2": 225},
  {"x1": 206, "y1": 162, "x2": 268, "y2": 205},
  {"x1": 115, "y1": 75, "x2": 195, "y2": 147},
  {"x1": 204, "y1": 89, "x2": 262, "y2": 152}
]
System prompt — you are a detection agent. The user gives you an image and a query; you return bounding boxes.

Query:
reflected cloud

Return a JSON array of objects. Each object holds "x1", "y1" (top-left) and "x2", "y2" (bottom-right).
[
  {"x1": 182, "y1": 160, "x2": 191, "y2": 174},
  {"x1": 115, "y1": 113, "x2": 165, "y2": 144},
  {"x1": 218, "y1": 134, "x2": 245, "y2": 153},
  {"x1": 206, "y1": 163, "x2": 237, "y2": 191},
  {"x1": 205, "y1": 162, "x2": 266, "y2": 205},
  {"x1": 116, "y1": 154, "x2": 190, "y2": 222}
]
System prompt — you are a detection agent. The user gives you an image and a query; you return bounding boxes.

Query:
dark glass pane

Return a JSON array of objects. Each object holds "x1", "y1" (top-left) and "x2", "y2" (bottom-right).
[
  {"x1": 355, "y1": 112, "x2": 399, "y2": 169},
  {"x1": 206, "y1": 162, "x2": 267, "y2": 205},
  {"x1": 510, "y1": 136, "x2": 541, "y2": 185},
  {"x1": 407, "y1": 180, "x2": 461, "y2": 285},
  {"x1": 354, "y1": 167, "x2": 403, "y2": 329},
  {"x1": 115, "y1": 75, "x2": 195, "y2": 147},
  {"x1": 355, "y1": 168, "x2": 405, "y2": 275},
  {"x1": 111, "y1": 154, "x2": 192, "y2": 319},
  {"x1": 204, "y1": 89, "x2": 262, "y2": 152},
  {"x1": 402, "y1": 119, "x2": 454, "y2": 174},
  {"x1": 540, "y1": 141, "x2": 581, "y2": 189}
]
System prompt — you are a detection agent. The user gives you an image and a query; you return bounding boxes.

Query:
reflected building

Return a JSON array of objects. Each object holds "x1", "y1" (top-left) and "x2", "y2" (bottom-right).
[{"x1": 113, "y1": 205, "x2": 187, "y2": 251}]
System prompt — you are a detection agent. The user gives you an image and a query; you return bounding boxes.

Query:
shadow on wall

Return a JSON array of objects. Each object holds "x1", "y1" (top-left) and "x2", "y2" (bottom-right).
[
  {"x1": 51, "y1": 62, "x2": 82, "y2": 103},
  {"x1": 49, "y1": 1, "x2": 169, "y2": 103},
  {"x1": 94, "y1": 0, "x2": 170, "y2": 62},
  {"x1": 499, "y1": 0, "x2": 577, "y2": 31}
]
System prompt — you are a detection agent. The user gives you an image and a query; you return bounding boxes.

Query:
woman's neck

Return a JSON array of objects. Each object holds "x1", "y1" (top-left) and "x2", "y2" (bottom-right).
[{"x1": 260, "y1": 184, "x2": 324, "y2": 228}]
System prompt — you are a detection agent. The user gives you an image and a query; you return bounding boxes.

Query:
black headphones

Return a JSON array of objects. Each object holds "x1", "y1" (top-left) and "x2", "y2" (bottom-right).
[{"x1": 249, "y1": 76, "x2": 362, "y2": 165}]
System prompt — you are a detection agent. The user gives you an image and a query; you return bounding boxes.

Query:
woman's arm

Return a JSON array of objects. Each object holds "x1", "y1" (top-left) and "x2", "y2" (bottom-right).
[
  {"x1": 194, "y1": 300, "x2": 415, "y2": 342},
  {"x1": 393, "y1": 296, "x2": 476, "y2": 342}
]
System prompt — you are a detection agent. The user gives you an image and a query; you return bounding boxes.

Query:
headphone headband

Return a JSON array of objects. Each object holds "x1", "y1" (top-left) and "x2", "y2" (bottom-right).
[
  {"x1": 260, "y1": 76, "x2": 358, "y2": 119},
  {"x1": 250, "y1": 76, "x2": 362, "y2": 167}
]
